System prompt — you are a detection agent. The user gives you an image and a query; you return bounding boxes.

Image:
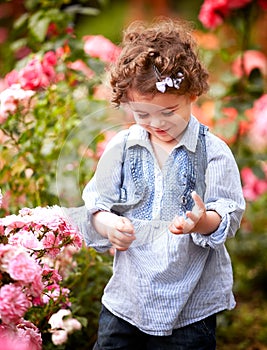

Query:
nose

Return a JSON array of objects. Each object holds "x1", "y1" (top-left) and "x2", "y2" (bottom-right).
[{"x1": 150, "y1": 117, "x2": 165, "y2": 129}]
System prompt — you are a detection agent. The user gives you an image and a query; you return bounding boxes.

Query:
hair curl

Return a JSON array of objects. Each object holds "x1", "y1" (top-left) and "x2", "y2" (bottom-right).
[{"x1": 110, "y1": 18, "x2": 209, "y2": 107}]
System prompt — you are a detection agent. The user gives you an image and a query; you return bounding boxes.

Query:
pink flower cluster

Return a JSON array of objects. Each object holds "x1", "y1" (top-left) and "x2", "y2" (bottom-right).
[
  {"x1": 1, "y1": 205, "x2": 82, "y2": 258},
  {"x1": 0, "y1": 321, "x2": 42, "y2": 350},
  {"x1": 48, "y1": 309, "x2": 82, "y2": 345},
  {"x1": 0, "y1": 84, "x2": 35, "y2": 123},
  {"x1": 198, "y1": 0, "x2": 265, "y2": 29},
  {"x1": 0, "y1": 205, "x2": 83, "y2": 348},
  {"x1": 5, "y1": 51, "x2": 58, "y2": 91}
]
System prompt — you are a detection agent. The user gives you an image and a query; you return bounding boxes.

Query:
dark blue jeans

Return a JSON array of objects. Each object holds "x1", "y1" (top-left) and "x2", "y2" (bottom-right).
[{"x1": 93, "y1": 305, "x2": 216, "y2": 350}]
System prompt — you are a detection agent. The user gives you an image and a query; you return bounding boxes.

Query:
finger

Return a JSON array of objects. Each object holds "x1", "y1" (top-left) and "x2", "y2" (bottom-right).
[
  {"x1": 191, "y1": 191, "x2": 205, "y2": 213},
  {"x1": 169, "y1": 216, "x2": 185, "y2": 234},
  {"x1": 116, "y1": 218, "x2": 135, "y2": 234}
]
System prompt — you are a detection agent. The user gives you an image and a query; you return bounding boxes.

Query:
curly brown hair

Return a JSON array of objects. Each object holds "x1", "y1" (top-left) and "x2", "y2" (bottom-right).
[{"x1": 110, "y1": 18, "x2": 209, "y2": 107}]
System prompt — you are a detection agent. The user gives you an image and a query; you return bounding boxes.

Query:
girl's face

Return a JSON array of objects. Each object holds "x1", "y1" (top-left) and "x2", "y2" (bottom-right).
[{"x1": 127, "y1": 91, "x2": 195, "y2": 145}]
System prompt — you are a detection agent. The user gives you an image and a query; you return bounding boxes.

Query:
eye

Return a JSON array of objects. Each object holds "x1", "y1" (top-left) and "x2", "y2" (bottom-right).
[
  {"x1": 135, "y1": 112, "x2": 149, "y2": 119},
  {"x1": 162, "y1": 109, "x2": 175, "y2": 117}
]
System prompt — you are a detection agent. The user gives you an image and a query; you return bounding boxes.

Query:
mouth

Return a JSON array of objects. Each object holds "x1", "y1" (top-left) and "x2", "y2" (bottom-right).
[{"x1": 153, "y1": 128, "x2": 170, "y2": 135}]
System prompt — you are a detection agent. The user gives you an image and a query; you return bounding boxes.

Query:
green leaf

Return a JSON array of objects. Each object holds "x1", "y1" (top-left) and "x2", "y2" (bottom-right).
[
  {"x1": 28, "y1": 11, "x2": 50, "y2": 42},
  {"x1": 64, "y1": 5, "x2": 100, "y2": 16},
  {"x1": 13, "y1": 13, "x2": 29, "y2": 30}
]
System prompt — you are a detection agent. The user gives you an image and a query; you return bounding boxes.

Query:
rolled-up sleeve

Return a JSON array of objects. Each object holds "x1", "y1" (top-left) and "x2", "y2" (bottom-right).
[{"x1": 191, "y1": 133, "x2": 246, "y2": 249}]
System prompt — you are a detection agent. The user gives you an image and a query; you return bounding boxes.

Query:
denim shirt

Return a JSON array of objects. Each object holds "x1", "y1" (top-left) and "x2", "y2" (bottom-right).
[{"x1": 81, "y1": 115, "x2": 245, "y2": 336}]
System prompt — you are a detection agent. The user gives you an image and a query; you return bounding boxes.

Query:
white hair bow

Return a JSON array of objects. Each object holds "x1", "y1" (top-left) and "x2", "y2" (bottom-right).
[{"x1": 155, "y1": 72, "x2": 184, "y2": 93}]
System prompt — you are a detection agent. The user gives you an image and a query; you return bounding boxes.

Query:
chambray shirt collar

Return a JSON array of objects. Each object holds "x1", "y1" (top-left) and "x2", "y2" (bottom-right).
[{"x1": 125, "y1": 115, "x2": 200, "y2": 153}]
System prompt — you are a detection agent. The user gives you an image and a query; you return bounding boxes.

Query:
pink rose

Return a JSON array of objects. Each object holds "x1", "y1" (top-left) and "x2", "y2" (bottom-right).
[
  {"x1": 51, "y1": 329, "x2": 68, "y2": 345},
  {"x1": 42, "y1": 51, "x2": 57, "y2": 66},
  {"x1": 68, "y1": 59, "x2": 94, "y2": 79},
  {"x1": 42, "y1": 51, "x2": 57, "y2": 81},
  {"x1": 19, "y1": 58, "x2": 49, "y2": 90},
  {"x1": 16, "y1": 320, "x2": 42, "y2": 350},
  {"x1": 0, "y1": 322, "x2": 42, "y2": 350},
  {"x1": 0, "y1": 284, "x2": 31, "y2": 324},
  {"x1": 248, "y1": 94, "x2": 267, "y2": 151},
  {"x1": 5, "y1": 70, "x2": 19, "y2": 86},
  {"x1": 29, "y1": 272, "x2": 44, "y2": 298},
  {"x1": 49, "y1": 309, "x2": 81, "y2": 345},
  {"x1": 83, "y1": 35, "x2": 121, "y2": 63},
  {"x1": 8, "y1": 230, "x2": 43, "y2": 250},
  {"x1": 0, "y1": 84, "x2": 35, "y2": 121},
  {"x1": 232, "y1": 50, "x2": 267, "y2": 78},
  {"x1": 241, "y1": 167, "x2": 267, "y2": 200},
  {"x1": 8, "y1": 251, "x2": 41, "y2": 284},
  {"x1": 0, "y1": 244, "x2": 18, "y2": 271}
]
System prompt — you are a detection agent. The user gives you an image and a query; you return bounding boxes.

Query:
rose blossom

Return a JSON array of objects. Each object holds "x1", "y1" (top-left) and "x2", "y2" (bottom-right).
[
  {"x1": 0, "y1": 244, "x2": 18, "y2": 271},
  {"x1": 241, "y1": 167, "x2": 267, "y2": 200},
  {"x1": 199, "y1": 0, "x2": 253, "y2": 29},
  {"x1": 4, "y1": 70, "x2": 19, "y2": 86},
  {"x1": 19, "y1": 58, "x2": 50, "y2": 90},
  {"x1": 0, "y1": 284, "x2": 31, "y2": 324},
  {"x1": 83, "y1": 35, "x2": 121, "y2": 63},
  {"x1": 49, "y1": 309, "x2": 81, "y2": 345},
  {"x1": 8, "y1": 230, "x2": 43, "y2": 250},
  {"x1": 248, "y1": 94, "x2": 267, "y2": 151},
  {"x1": 16, "y1": 320, "x2": 42, "y2": 350},
  {"x1": 0, "y1": 321, "x2": 42, "y2": 350},
  {"x1": 232, "y1": 50, "x2": 267, "y2": 78},
  {"x1": 51, "y1": 329, "x2": 68, "y2": 345},
  {"x1": 8, "y1": 251, "x2": 41, "y2": 284},
  {"x1": 0, "y1": 84, "x2": 35, "y2": 122},
  {"x1": 68, "y1": 59, "x2": 94, "y2": 79}
]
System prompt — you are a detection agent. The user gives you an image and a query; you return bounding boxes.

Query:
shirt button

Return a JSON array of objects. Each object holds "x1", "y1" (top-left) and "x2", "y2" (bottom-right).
[{"x1": 180, "y1": 196, "x2": 187, "y2": 205}]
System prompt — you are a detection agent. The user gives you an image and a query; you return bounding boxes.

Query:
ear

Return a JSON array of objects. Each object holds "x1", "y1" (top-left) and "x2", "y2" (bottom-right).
[{"x1": 190, "y1": 95, "x2": 198, "y2": 102}]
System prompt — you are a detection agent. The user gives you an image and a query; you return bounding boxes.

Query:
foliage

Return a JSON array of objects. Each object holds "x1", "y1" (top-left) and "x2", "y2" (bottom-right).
[
  {"x1": 197, "y1": 0, "x2": 267, "y2": 348},
  {"x1": 0, "y1": 0, "x2": 119, "y2": 213}
]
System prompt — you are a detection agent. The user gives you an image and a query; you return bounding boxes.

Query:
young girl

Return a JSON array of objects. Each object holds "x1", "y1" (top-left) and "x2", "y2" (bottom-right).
[{"x1": 82, "y1": 18, "x2": 245, "y2": 350}]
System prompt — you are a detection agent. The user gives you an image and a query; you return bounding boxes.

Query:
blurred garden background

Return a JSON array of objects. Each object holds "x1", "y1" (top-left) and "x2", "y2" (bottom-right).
[{"x1": 0, "y1": 0, "x2": 267, "y2": 349}]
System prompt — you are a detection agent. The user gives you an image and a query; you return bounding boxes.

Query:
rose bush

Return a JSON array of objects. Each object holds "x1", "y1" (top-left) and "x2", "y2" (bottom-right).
[{"x1": 0, "y1": 203, "x2": 83, "y2": 349}]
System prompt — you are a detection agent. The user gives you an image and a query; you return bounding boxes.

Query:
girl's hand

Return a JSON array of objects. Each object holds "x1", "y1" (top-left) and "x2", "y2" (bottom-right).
[
  {"x1": 108, "y1": 216, "x2": 136, "y2": 251},
  {"x1": 169, "y1": 191, "x2": 205, "y2": 234},
  {"x1": 92, "y1": 212, "x2": 136, "y2": 251}
]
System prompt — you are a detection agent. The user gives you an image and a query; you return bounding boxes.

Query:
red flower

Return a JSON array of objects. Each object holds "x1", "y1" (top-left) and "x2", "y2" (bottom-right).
[
  {"x1": 258, "y1": 0, "x2": 267, "y2": 10},
  {"x1": 199, "y1": 0, "x2": 253, "y2": 29},
  {"x1": 199, "y1": 0, "x2": 229, "y2": 29}
]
